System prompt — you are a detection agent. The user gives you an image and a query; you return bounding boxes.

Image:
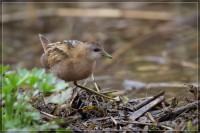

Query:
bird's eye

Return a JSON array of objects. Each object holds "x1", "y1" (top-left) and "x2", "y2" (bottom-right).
[{"x1": 94, "y1": 48, "x2": 100, "y2": 52}]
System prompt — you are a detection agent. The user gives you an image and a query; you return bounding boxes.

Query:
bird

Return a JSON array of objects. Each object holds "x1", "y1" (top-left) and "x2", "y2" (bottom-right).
[{"x1": 39, "y1": 34, "x2": 113, "y2": 99}]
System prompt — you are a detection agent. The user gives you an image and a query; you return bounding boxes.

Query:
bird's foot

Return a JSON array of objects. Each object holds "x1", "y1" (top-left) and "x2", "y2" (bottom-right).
[{"x1": 73, "y1": 81, "x2": 114, "y2": 100}]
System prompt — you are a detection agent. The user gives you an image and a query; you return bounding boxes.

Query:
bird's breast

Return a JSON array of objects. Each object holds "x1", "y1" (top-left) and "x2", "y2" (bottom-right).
[
  {"x1": 73, "y1": 59, "x2": 95, "y2": 80},
  {"x1": 50, "y1": 58, "x2": 95, "y2": 82}
]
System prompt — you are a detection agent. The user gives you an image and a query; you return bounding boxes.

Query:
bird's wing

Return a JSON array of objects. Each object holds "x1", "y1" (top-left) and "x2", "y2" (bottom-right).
[
  {"x1": 53, "y1": 40, "x2": 84, "y2": 58},
  {"x1": 39, "y1": 34, "x2": 84, "y2": 68},
  {"x1": 62, "y1": 40, "x2": 82, "y2": 49},
  {"x1": 45, "y1": 45, "x2": 69, "y2": 68},
  {"x1": 45, "y1": 40, "x2": 83, "y2": 68}
]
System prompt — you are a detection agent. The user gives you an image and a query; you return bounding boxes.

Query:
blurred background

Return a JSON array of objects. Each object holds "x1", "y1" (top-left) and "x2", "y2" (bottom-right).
[{"x1": 2, "y1": 2, "x2": 198, "y2": 102}]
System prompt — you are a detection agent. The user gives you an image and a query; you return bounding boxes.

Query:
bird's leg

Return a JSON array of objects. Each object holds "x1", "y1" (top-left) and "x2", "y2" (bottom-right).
[
  {"x1": 91, "y1": 73, "x2": 117, "y2": 95},
  {"x1": 92, "y1": 62, "x2": 100, "y2": 92},
  {"x1": 91, "y1": 73, "x2": 100, "y2": 92},
  {"x1": 91, "y1": 73, "x2": 104, "y2": 101},
  {"x1": 82, "y1": 78, "x2": 88, "y2": 86},
  {"x1": 73, "y1": 81, "x2": 113, "y2": 100}
]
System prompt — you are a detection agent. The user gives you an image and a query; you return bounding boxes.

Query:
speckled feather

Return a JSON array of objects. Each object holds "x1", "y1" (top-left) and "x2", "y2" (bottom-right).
[
  {"x1": 39, "y1": 34, "x2": 98, "y2": 81},
  {"x1": 39, "y1": 34, "x2": 114, "y2": 99}
]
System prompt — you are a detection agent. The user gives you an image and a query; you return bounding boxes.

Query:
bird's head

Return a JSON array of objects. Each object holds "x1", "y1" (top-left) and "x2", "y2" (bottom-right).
[{"x1": 85, "y1": 41, "x2": 112, "y2": 61}]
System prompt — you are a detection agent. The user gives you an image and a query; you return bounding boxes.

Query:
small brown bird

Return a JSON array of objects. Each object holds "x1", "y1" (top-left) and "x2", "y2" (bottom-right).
[{"x1": 39, "y1": 34, "x2": 112, "y2": 99}]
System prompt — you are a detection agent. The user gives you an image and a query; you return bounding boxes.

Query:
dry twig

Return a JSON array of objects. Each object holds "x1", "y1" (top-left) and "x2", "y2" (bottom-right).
[{"x1": 129, "y1": 95, "x2": 165, "y2": 121}]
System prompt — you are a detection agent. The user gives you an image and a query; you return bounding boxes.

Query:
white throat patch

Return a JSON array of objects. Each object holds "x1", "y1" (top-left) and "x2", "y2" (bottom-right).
[{"x1": 90, "y1": 52, "x2": 101, "y2": 60}]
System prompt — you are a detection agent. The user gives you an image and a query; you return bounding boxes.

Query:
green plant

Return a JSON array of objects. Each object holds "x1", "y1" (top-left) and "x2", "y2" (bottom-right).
[
  {"x1": 185, "y1": 120, "x2": 197, "y2": 132},
  {"x1": 1, "y1": 65, "x2": 68, "y2": 131}
]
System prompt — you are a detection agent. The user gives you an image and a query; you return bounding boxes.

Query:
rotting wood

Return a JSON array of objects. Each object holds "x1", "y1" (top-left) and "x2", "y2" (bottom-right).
[
  {"x1": 118, "y1": 120, "x2": 157, "y2": 126},
  {"x1": 129, "y1": 95, "x2": 165, "y2": 121},
  {"x1": 157, "y1": 100, "x2": 199, "y2": 122},
  {"x1": 132, "y1": 91, "x2": 165, "y2": 110}
]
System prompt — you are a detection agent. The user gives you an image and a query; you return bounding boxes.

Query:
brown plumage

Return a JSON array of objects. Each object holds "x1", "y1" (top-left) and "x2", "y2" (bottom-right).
[{"x1": 39, "y1": 34, "x2": 113, "y2": 99}]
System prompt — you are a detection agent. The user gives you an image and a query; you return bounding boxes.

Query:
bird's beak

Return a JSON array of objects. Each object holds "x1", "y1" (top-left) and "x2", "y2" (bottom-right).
[{"x1": 103, "y1": 51, "x2": 112, "y2": 59}]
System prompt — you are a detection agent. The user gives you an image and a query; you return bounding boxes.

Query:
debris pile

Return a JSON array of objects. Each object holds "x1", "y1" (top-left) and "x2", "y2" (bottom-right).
[{"x1": 35, "y1": 84, "x2": 199, "y2": 131}]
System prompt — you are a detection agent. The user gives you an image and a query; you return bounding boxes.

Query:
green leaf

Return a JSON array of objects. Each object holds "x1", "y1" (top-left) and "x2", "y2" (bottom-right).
[
  {"x1": 31, "y1": 68, "x2": 45, "y2": 78},
  {"x1": 43, "y1": 73, "x2": 56, "y2": 83},
  {"x1": 187, "y1": 121, "x2": 192, "y2": 130},
  {"x1": 0, "y1": 65, "x2": 8, "y2": 75},
  {"x1": 29, "y1": 112, "x2": 40, "y2": 120},
  {"x1": 2, "y1": 84, "x2": 13, "y2": 95},
  {"x1": 17, "y1": 72, "x2": 29, "y2": 86},
  {"x1": 2, "y1": 66, "x2": 67, "y2": 130},
  {"x1": 28, "y1": 75, "x2": 38, "y2": 86},
  {"x1": 52, "y1": 80, "x2": 68, "y2": 92},
  {"x1": 4, "y1": 73, "x2": 18, "y2": 88},
  {"x1": 17, "y1": 67, "x2": 29, "y2": 78},
  {"x1": 38, "y1": 82, "x2": 54, "y2": 93},
  {"x1": 44, "y1": 87, "x2": 73, "y2": 104}
]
